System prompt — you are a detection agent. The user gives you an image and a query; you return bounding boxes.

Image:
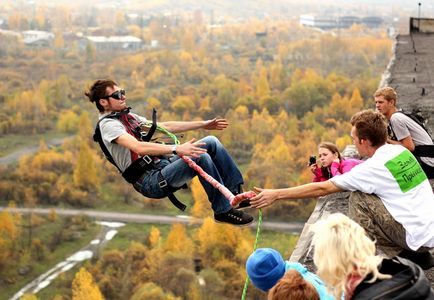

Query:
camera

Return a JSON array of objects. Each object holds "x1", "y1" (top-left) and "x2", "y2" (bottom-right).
[{"x1": 308, "y1": 155, "x2": 317, "y2": 166}]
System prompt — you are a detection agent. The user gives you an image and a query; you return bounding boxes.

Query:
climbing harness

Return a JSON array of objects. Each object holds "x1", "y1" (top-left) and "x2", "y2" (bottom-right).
[{"x1": 93, "y1": 107, "x2": 187, "y2": 211}]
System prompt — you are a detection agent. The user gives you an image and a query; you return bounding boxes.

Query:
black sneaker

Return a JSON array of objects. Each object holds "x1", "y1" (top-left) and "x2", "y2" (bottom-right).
[
  {"x1": 398, "y1": 249, "x2": 434, "y2": 270},
  {"x1": 214, "y1": 208, "x2": 254, "y2": 226},
  {"x1": 234, "y1": 199, "x2": 252, "y2": 210}
]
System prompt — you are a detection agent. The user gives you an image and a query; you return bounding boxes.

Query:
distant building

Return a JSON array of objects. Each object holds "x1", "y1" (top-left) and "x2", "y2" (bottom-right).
[
  {"x1": 300, "y1": 15, "x2": 337, "y2": 30},
  {"x1": 22, "y1": 30, "x2": 54, "y2": 47},
  {"x1": 84, "y1": 35, "x2": 143, "y2": 51},
  {"x1": 300, "y1": 14, "x2": 383, "y2": 30},
  {"x1": 410, "y1": 17, "x2": 434, "y2": 33}
]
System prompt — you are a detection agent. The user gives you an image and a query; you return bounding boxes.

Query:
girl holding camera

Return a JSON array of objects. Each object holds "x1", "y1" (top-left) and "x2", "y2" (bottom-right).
[{"x1": 310, "y1": 142, "x2": 363, "y2": 182}]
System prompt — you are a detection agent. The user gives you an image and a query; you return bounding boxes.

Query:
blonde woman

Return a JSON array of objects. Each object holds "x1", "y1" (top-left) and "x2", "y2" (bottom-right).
[{"x1": 312, "y1": 213, "x2": 434, "y2": 300}]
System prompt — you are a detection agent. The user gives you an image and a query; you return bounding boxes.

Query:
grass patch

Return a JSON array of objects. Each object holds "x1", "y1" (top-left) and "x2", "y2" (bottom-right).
[
  {"x1": 258, "y1": 230, "x2": 299, "y2": 258},
  {"x1": 0, "y1": 132, "x2": 68, "y2": 157}
]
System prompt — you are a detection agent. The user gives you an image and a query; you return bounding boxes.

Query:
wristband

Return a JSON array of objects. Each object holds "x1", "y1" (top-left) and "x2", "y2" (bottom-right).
[{"x1": 171, "y1": 145, "x2": 177, "y2": 155}]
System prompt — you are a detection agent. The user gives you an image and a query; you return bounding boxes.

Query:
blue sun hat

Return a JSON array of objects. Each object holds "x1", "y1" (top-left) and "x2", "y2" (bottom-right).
[{"x1": 246, "y1": 248, "x2": 286, "y2": 291}]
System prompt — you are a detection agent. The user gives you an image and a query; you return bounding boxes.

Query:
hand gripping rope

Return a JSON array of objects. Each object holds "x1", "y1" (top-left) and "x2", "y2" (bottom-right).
[{"x1": 155, "y1": 124, "x2": 262, "y2": 299}]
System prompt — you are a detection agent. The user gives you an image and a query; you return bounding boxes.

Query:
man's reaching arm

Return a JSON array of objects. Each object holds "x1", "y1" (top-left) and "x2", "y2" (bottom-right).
[
  {"x1": 115, "y1": 134, "x2": 206, "y2": 158},
  {"x1": 159, "y1": 118, "x2": 228, "y2": 133},
  {"x1": 250, "y1": 181, "x2": 343, "y2": 209}
]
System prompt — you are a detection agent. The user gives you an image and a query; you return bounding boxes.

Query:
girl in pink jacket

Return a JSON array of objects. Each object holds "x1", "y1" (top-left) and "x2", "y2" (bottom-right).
[{"x1": 310, "y1": 142, "x2": 363, "y2": 182}]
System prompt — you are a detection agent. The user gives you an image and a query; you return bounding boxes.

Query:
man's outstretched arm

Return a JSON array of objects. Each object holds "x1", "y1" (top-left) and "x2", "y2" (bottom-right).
[
  {"x1": 250, "y1": 181, "x2": 343, "y2": 209},
  {"x1": 115, "y1": 134, "x2": 206, "y2": 158},
  {"x1": 159, "y1": 118, "x2": 228, "y2": 133}
]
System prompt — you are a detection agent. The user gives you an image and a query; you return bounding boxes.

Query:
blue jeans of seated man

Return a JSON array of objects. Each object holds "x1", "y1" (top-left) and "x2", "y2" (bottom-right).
[{"x1": 139, "y1": 136, "x2": 244, "y2": 214}]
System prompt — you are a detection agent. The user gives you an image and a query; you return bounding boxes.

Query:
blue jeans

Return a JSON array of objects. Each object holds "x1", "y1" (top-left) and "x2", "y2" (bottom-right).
[{"x1": 138, "y1": 136, "x2": 244, "y2": 214}]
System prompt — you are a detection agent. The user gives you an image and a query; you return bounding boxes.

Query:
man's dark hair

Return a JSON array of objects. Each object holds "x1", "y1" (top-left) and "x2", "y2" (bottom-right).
[
  {"x1": 350, "y1": 109, "x2": 388, "y2": 147},
  {"x1": 85, "y1": 79, "x2": 117, "y2": 112}
]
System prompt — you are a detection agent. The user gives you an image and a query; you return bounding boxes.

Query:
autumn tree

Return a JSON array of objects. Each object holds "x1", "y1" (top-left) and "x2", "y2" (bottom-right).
[
  {"x1": 219, "y1": 105, "x2": 254, "y2": 163},
  {"x1": 73, "y1": 140, "x2": 100, "y2": 194},
  {"x1": 164, "y1": 223, "x2": 194, "y2": 257},
  {"x1": 130, "y1": 282, "x2": 180, "y2": 300},
  {"x1": 246, "y1": 134, "x2": 295, "y2": 188},
  {"x1": 0, "y1": 210, "x2": 19, "y2": 276},
  {"x1": 190, "y1": 177, "x2": 211, "y2": 220},
  {"x1": 282, "y1": 68, "x2": 333, "y2": 117},
  {"x1": 20, "y1": 294, "x2": 39, "y2": 300},
  {"x1": 57, "y1": 110, "x2": 80, "y2": 133},
  {"x1": 148, "y1": 226, "x2": 161, "y2": 249},
  {"x1": 78, "y1": 111, "x2": 93, "y2": 142},
  {"x1": 256, "y1": 67, "x2": 270, "y2": 99},
  {"x1": 72, "y1": 267, "x2": 105, "y2": 300},
  {"x1": 153, "y1": 251, "x2": 196, "y2": 299}
]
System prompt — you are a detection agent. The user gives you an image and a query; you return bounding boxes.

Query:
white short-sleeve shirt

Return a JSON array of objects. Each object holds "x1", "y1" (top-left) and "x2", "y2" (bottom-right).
[{"x1": 331, "y1": 144, "x2": 434, "y2": 250}]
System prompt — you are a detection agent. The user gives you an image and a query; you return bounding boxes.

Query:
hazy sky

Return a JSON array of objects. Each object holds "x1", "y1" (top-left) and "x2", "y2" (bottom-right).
[{"x1": 1, "y1": 0, "x2": 433, "y2": 20}]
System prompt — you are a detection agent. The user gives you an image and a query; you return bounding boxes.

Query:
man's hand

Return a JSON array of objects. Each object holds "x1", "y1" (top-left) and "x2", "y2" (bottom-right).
[
  {"x1": 203, "y1": 118, "x2": 228, "y2": 130},
  {"x1": 177, "y1": 139, "x2": 207, "y2": 158},
  {"x1": 250, "y1": 187, "x2": 279, "y2": 208}
]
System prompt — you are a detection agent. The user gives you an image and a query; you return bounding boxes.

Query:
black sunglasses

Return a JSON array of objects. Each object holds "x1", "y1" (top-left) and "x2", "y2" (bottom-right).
[{"x1": 103, "y1": 89, "x2": 126, "y2": 100}]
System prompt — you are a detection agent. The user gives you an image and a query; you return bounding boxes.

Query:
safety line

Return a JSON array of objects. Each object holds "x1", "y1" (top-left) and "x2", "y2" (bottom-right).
[{"x1": 241, "y1": 209, "x2": 262, "y2": 300}]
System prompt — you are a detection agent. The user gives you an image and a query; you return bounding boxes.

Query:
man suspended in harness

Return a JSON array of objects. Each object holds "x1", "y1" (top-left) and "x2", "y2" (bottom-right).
[{"x1": 85, "y1": 79, "x2": 254, "y2": 226}]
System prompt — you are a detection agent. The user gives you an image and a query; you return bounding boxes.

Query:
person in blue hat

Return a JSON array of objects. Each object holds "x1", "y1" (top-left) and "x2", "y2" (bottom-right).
[{"x1": 246, "y1": 248, "x2": 334, "y2": 299}]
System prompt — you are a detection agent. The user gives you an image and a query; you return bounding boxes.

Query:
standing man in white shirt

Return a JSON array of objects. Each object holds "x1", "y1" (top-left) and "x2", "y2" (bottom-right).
[
  {"x1": 374, "y1": 86, "x2": 434, "y2": 178},
  {"x1": 250, "y1": 110, "x2": 434, "y2": 270}
]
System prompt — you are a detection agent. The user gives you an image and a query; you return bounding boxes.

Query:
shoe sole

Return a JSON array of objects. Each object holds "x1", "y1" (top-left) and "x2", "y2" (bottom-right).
[{"x1": 214, "y1": 219, "x2": 254, "y2": 227}]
